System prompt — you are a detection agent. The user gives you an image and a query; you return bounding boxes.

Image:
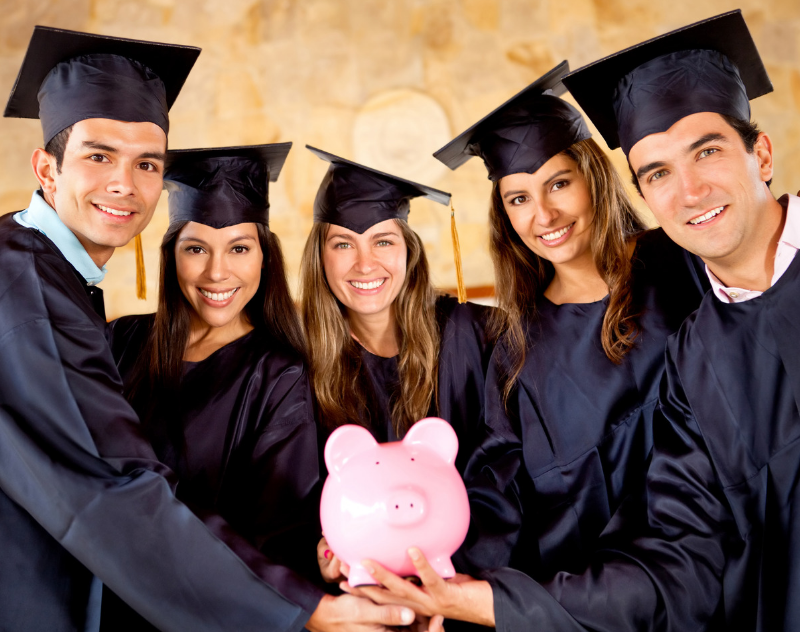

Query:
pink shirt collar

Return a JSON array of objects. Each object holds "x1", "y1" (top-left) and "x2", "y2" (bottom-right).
[{"x1": 706, "y1": 194, "x2": 800, "y2": 303}]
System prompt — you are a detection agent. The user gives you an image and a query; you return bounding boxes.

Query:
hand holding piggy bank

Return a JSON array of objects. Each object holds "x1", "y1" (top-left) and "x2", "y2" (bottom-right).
[{"x1": 320, "y1": 417, "x2": 470, "y2": 587}]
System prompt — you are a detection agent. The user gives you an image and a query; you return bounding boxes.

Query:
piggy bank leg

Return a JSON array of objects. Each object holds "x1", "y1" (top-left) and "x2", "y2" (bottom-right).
[
  {"x1": 428, "y1": 555, "x2": 456, "y2": 579},
  {"x1": 348, "y1": 563, "x2": 380, "y2": 587}
]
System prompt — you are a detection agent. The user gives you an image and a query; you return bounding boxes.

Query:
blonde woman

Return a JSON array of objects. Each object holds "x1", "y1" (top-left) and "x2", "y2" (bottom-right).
[{"x1": 299, "y1": 146, "x2": 493, "y2": 584}]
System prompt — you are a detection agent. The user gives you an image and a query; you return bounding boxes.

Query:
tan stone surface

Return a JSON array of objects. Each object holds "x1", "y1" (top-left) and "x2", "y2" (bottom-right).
[{"x1": 1, "y1": 0, "x2": 798, "y2": 318}]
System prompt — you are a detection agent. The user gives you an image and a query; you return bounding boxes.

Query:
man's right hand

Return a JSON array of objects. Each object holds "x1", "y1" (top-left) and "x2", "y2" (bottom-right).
[{"x1": 305, "y1": 593, "x2": 417, "y2": 632}]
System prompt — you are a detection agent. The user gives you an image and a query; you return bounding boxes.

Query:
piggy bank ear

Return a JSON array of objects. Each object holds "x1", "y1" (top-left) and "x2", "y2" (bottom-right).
[
  {"x1": 403, "y1": 417, "x2": 458, "y2": 465},
  {"x1": 324, "y1": 424, "x2": 379, "y2": 476}
]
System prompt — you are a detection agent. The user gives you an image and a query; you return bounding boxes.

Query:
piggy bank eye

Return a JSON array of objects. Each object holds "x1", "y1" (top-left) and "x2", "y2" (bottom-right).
[
  {"x1": 410, "y1": 458, "x2": 415, "y2": 462},
  {"x1": 375, "y1": 461, "x2": 380, "y2": 465}
]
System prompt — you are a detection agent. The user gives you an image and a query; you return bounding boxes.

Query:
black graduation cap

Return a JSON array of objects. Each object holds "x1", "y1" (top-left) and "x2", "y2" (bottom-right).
[
  {"x1": 562, "y1": 10, "x2": 772, "y2": 155},
  {"x1": 4, "y1": 26, "x2": 200, "y2": 144},
  {"x1": 164, "y1": 143, "x2": 292, "y2": 228},
  {"x1": 433, "y1": 61, "x2": 591, "y2": 181},
  {"x1": 307, "y1": 145, "x2": 451, "y2": 234}
]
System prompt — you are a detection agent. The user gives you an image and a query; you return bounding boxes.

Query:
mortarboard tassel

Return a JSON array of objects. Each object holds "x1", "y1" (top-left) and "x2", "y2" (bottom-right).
[
  {"x1": 134, "y1": 233, "x2": 147, "y2": 300},
  {"x1": 450, "y1": 200, "x2": 467, "y2": 304}
]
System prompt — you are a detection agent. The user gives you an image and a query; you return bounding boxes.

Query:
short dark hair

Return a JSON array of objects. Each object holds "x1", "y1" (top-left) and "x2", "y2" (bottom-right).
[
  {"x1": 44, "y1": 125, "x2": 74, "y2": 174},
  {"x1": 628, "y1": 115, "x2": 771, "y2": 195}
]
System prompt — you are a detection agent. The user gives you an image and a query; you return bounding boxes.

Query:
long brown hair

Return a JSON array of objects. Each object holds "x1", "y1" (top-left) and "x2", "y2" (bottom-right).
[
  {"x1": 126, "y1": 221, "x2": 306, "y2": 409},
  {"x1": 300, "y1": 219, "x2": 439, "y2": 437},
  {"x1": 489, "y1": 137, "x2": 647, "y2": 402}
]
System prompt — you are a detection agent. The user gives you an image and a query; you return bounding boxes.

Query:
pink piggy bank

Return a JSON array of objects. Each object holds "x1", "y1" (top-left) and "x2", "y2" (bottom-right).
[{"x1": 320, "y1": 417, "x2": 470, "y2": 587}]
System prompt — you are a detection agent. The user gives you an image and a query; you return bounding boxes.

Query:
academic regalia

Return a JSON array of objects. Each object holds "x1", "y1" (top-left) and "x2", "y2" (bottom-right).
[
  {"x1": 482, "y1": 10, "x2": 786, "y2": 631},
  {"x1": 0, "y1": 28, "x2": 322, "y2": 632},
  {"x1": 459, "y1": 229, "x2": 708, "y2": 580},
  {"x1": 307, "y1": 146, "x2": 492, "y2": 471},
  {"x1": 101, "y1": 314, "x2": 322, "y2": 631},
  {"x1": 357, "y1": 294, "x2": 494, "y2": 472}
]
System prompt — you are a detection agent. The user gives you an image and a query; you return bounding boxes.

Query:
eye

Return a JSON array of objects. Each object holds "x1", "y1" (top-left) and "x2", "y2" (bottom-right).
[
  {"x1": 698, "y1": 147, "x2": 719, "y2": 159},
  {"x1": 375, "y1": 240, "x2": 392, "y2": 247},
  {"x1": 551, "y1": 180, "x2": 569, "y2": 192},
  {"x1": 509, "y1": 195, "x2": 528, "y2": 206},
  {"x1": 89, "y1": 154, "x2": 109, "y2": 163},
  {"x1": 333, "y1": 242, "x2": 353, "y2": 249},
  {"x1": 184, "y1": 245, "x2": 205, "y2": 254},
  {"x1": 138, "y1": 161, "x2": 160, "y2": 172},
  {"x1": 649, "y1": 169, "x2": 668, "y2": 183},
  {"x1": 231, "y1": 245, "x2": 250, "y2": 254}
]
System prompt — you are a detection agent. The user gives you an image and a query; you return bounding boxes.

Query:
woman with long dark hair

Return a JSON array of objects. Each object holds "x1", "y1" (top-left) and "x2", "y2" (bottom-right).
[
  {"x1": 101, "y1": 144, "x2": 424, "y2": 632},
  {"x1": 341, "y1": 63, "x2": 710, "y2": 627},
  {"x1": 298, "y1": 146, "x2": 494, "y2": 584}
]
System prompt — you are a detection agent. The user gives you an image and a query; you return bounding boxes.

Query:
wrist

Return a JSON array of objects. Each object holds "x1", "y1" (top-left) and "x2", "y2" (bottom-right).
[
  {"x1": 305, "y1": 594, "x2": 336, "y2": 632},
  {"x1": 452, "y1": 580, "x2": 495, "y2": 627}
]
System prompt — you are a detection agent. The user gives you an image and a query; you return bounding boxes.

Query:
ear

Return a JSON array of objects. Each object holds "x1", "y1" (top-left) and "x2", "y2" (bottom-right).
[
  {"x1": 31, "y1": 148, "x2": 58, "y2": 196},
  {"x1": 403, "y1": 417, "x2": 458, "y2": 465},
  {"x1": 753, "y1": 132, "x2": 774, "y2": 185},
  {"x1": 324, "y1": 424, "x2": 379, "y2": 476}
]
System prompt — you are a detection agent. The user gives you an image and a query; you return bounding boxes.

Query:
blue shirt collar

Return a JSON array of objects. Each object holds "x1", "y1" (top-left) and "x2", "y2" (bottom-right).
[{"x1": 14, "y1": 190, "x2": 107, "y2": 285}]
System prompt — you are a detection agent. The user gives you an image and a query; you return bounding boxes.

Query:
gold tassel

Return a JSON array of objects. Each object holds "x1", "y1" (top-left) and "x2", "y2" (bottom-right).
[
  {"x1": 134, "y1": 233, "x2": 146, "y2": 300},
  {"x1": 450, "y1": 200, "x2": 467, "y2": 304}
]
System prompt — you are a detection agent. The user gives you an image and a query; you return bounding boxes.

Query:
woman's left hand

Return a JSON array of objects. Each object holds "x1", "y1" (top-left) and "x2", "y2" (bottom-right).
[{"x1": 341, "y1": 548, "x2": 494, "y2": 628}]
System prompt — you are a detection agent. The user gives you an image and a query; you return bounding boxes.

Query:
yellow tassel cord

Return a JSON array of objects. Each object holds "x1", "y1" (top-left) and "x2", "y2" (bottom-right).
[
  {"x1": 134, "y1": 233, "x2": 146, "y2": 300},
  {"x1": 450, "y1": 200, "x2": 467, "y2": 304}
]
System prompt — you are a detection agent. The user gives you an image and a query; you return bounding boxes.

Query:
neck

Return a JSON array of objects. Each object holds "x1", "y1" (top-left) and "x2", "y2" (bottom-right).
[
  {"x1": 545, "y1": 248, "x2": 610, "y2": 305},
  {"x1": 184, "y1": 311, "x2": 254, "y2": 362},
  {"x1": 42, "y1": 189, "x2": 115, "y2": 268},
  {"x1": 706, "y1": 197, "x2": 786, "y2": 292},
  {"x1": 348, "y1": 307, "x2": 400, "y2": 358}
]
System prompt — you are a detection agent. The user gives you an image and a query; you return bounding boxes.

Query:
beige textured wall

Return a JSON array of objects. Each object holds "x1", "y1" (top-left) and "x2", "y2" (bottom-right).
[{"x1": 1, "y1": 0, "x2": 799, "y2": 320}]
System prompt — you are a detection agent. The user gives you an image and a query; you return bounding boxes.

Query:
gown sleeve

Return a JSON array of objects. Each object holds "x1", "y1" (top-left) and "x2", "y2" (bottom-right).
[
  {"x1": 0, "y1": 229, "x2": 319, "y2": 631},
  {"x1": 486, "y1": 338, "x2": 733, "y2": 632}
]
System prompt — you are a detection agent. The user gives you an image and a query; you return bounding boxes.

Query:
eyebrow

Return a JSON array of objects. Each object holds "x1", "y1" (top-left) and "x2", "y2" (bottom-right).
[
  {"x1": 372, "y1": 232, "x2": 399, "y2": 239},
  {"x1": 687, "y1": 132, "x2": 728, "y2": 153},
  {"x1": 178, "y1": 234, "x2": 257, "y2": 245},
  {"x1": 326, "y1": 232, "x2": 354, "y2": 243},
  {"x1": 502, "y1": 189, "x2": 526, "y2": 200},
  {"x1": 636, "y1": 160, "x2": 667, "y2": 181},
  {"x1": 542, "y1": 169, "x2": 571, "y2": 187},
  {"x1": 81, "y1": 140, "x2": 165, "y2": 162}
]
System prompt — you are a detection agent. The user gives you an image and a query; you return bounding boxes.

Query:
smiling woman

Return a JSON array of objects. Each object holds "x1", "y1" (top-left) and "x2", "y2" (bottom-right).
[{"x1": 99, "y1": 144, "x2": 329, "y2": 630}]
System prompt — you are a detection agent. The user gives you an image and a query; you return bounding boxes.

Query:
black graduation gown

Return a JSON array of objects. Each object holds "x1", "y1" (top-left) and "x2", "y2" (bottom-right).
[
  {"x1": 486, "y1": 200, "x2": 800, "y2": 631},
  {"x1": 355, "y1": 295, "x2": 494, "y2": 473},
  {"x1": 462, "y1": 229, "x2": 708, "y2": 584},
  {"x1": 101, "y1": 314, "x2": 323, "y2": 630},
  {"x1": 0, "y1": 213, "x2": 320, "y2": 632}
]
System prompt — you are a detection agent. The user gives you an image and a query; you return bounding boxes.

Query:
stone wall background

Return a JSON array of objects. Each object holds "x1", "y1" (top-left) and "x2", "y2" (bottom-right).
[{"x1": 1, "y1": 0, "x2": 798, "y2": 319}]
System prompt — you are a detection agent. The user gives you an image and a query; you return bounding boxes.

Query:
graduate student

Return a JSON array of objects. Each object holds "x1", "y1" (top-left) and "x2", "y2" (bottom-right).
[
  {"x1": 100, "y1": 144, "x2": 317, "y2": 629},
  {"x1": 298, "y1": 146, "x2": 493, "y2": 583},
  {"x1": 347, "y1": 9, "x2": 797, "y2": 632},
  {"x1": 0, "y1": 27, "x2": 416, "y2": 632}
]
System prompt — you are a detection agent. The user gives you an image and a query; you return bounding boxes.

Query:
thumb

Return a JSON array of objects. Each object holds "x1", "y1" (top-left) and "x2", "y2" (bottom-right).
[{"x1": 368, "y1": 602, "x2": 415, "y2": 627}]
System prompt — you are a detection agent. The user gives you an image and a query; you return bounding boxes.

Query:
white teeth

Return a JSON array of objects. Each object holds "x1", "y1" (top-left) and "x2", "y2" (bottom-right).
[
  {"x1": 200, "y1": 288, "x2": 238, "y2": 301},
  {"x1": 96, "y1": 204, "x2": 132, "y2": 217},
  {"x1": 541, "y1": 224, "x2": 573, "y2": 242},
  {"x1": 689, "y1": 206, "x2": 724, "y2": 225},
  {"x1": 350, "y1": 279, "x2": 386, "y2": 290}
]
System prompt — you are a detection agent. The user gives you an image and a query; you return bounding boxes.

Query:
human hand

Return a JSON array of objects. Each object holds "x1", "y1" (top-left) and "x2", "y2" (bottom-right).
[
  {"x1": 317, "y1": 536, "x2": 350, "y2": 583},
  {"x1": 305, "y1": 593, "x2": 416, "y2": 632},
  {"x1": 341, "y1": 548, "x2": 494, "y2": 627}
]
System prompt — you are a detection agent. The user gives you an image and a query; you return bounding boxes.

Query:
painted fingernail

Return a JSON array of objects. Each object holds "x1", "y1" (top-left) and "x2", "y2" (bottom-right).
[
  {"x1": 400, "y1": 608, "x2": 414, "y2": 625},
  {"x1": 323, "y1": 549, "x2": 332, "y2": 560}
]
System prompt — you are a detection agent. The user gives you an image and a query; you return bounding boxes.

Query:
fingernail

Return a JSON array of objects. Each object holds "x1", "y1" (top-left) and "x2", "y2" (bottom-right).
[
  {"x1": 400, "y1": 608, "x2": 414, "y2": 625},
  {"x1": 323, "y1": 549, "x2": 332, "y2": 560},
  {"x1": 363, "y1": 561, "x2": 375, "y2": 574},
  {"x1": 408, "y1": 547, "x2": 421, "y2": 561}
]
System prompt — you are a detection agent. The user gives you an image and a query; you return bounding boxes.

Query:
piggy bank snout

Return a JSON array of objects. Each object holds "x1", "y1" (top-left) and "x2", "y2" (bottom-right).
[{"x1": 385, "y1": 488, "x2": 427, "y2": 526}]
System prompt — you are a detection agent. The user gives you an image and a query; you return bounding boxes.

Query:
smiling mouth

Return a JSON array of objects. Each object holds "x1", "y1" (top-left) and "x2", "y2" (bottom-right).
[
  {"x1": 200, "y1": 288, "x2": 239, "y2": 301},
  {"x1": 95, "y1": 203, "x2": 132, "y2": 217},
  {"x1": 688, "y1": 206, "x2": 725, "y2": 225},
  {"x1": 349, "y1": 279, "x2": 386, "y2": 290},
  {"x1": 540, "y1": 223, "x2": 575, "y2": 242}
]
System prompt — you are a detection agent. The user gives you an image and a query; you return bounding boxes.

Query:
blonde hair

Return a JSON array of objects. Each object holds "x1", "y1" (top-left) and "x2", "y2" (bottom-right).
[
  {"x1": 489, "y1": 137, "x2": 647, "y2": 402},
  {"x1": 300, "y1": 219, "x2": 439, "y2": 436}
]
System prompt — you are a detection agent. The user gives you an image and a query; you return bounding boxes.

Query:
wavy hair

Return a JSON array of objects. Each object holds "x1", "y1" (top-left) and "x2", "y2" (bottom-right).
[
  {"x1": 300, "y1": 219, "x2": 439, "y2": 436},
  {"x1": 489, "y1": 137, "x2": 647, "y2": 402}
]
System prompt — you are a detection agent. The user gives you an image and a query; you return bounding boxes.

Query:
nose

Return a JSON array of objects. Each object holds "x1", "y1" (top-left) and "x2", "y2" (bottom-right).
[
  {"x1": 384, "y1": 488, "x2": 427, "y2": 527},
  {"x1": 206, "y1": 252, "x2": 231, "y2": 283},
  {"x1": 353, "y1": 248, "x2": 376, "y2": 275},
  {"x1": 105, "y1": 162, "x2": 137, "y2": 197},
  {"x1": 678, "y1": 165, "x2": 711, "y2": 208},
  {"x1": 535, "y1": 200, "x2": 560, "y2": 227}
]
